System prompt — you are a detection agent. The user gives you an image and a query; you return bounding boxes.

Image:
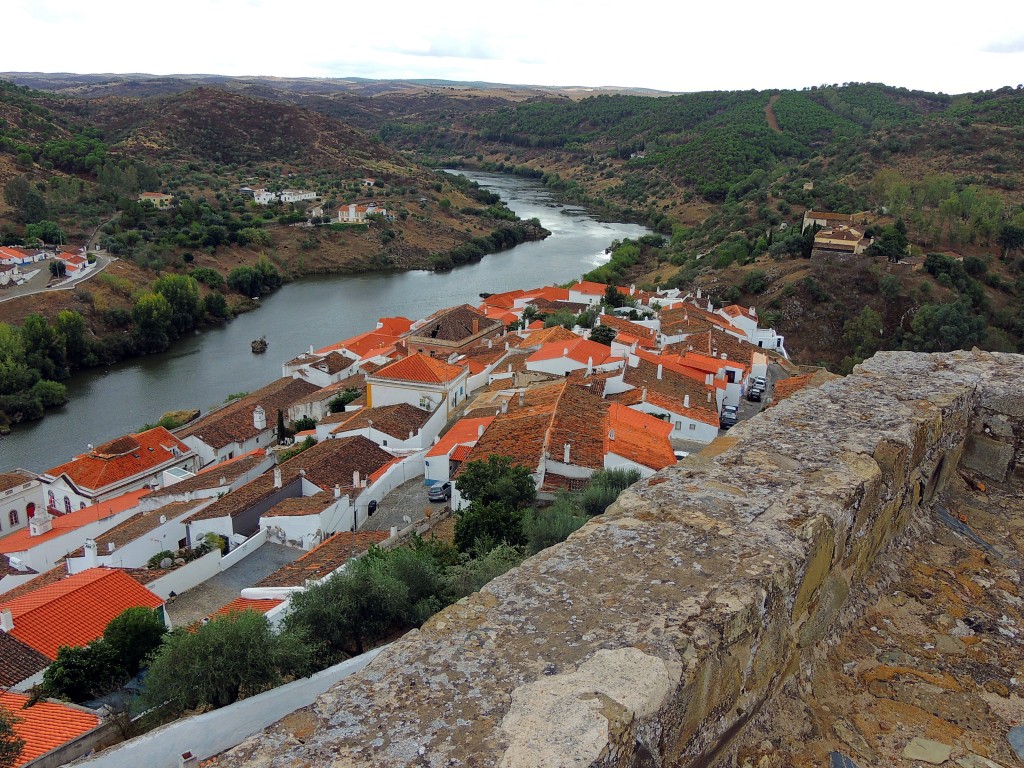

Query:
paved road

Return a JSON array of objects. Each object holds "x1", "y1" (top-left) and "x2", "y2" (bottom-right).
[
  {"x1": 363, "y1": 476, "x2": 441, "y2": 533},
  {"x1": 0, "y1": 252, "x2": 114, "y2": 303},
  {"x1": 164, "y1": 542, "x2": 303, "y2": 627}
]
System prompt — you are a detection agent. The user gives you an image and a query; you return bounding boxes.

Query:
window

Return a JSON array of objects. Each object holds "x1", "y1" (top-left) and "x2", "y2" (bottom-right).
[
  {"x1": 47, "y1": 490, "x2": 56, "y2": 510},
  {"x1": 64, "y1": 496, "x2": 72, "y2": 514},
  {"x1": 80, "y1": 502, "x2": 87, "y2": 510},
  {"x1": 688, "y1": 424, "x2": 696, "y2": 431},
  {"x1": 9, "y1": 510, "x2": 18, "y2": 527},
  {"x1": 675, "y1": 421, "x2": 682, "y2": 430},
  {"x1": 26, "y1": 502, "x2": 35, "y2": 519}
]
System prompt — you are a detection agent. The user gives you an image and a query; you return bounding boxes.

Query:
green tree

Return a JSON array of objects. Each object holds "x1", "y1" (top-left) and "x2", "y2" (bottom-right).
[
  {"x1": 283, "y1": 556, "x2": 409, "y2": 660},
  {"x1": 842, "y1": 307, "x2": 884, "y2": 361},
  {"x1": 31, "y1": 380, "x2": 67, "y2": 408},
  {"x1": 741, "y1": 269, "x2": 768, "y2": 294},
  {"x1": 328, "y1": 389, "x2": 361, "y2": 413},
  {"x1": 523, "y1": 495, "x2": 588, "y2": 555},
  {"x1": 443, "y1": 544, "x2": 524, "y2": 602},
  {"x1": 0, "y1": 324, "x2": 38, "y2": 396},
  {"x1": 455, "y1": 455, "x2": 536, "y2": 509},
  {"x1": 589, "y1": 324, "x2": 617, "y2": 346},
  {"x1": 132, "y1": 292, "x2": 174, "y2": 353},
  {"x1": 153, "y1": 274, "x2": 201, "y2": 335},
  {"x1": 49, "y1": 260, "x2": 66, "y2": 279},
  {"x1": 604, "y1": 284, "x2": 626, "y2": 308},
  {"x1": 3, "y1": 176, "x2": 46, "y2": 223},
  {"x1": 907, "y1": 301, "x2": 986, "y2": 352},
  {"x1": 21, "y1": 314, "x2": 66, "y2": 380},
  {"x1": 55, "y1": 310, "x2": 88, "y2": 366},
  {"x1": 203, "y1": 291, "x2": 230, "y2": 319},
  {"x1": 454, "y1": 500, "x2": 526, "y2": 555},
  {"x1": 543, "y1": 310, "x2": 577, "y2": 329},
  {"x1": 227, "y1": 266, "x2": 261, "y2": 296},
  {"x1": 42, "y1": 642, "x2": 124, "y2": 703},
  {"x1": 24, "y1": 220, "x2": 65, "y2": 244},
  {"x1": 0, "y1": 707, "x2": 24, "y2": 768},
  {"x1": 997, "y1": 224, "x2": 1024, "y2": 260},
  {"x1": 142, "y1": 611, "x2": 307, "y2": 715},
  {"x1": 103, "y1": 607, "x2": 166, "y2": 678}
]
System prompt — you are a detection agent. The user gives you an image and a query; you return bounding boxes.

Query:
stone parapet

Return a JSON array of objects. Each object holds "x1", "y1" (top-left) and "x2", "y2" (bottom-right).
[{"x1": 210, "y1": 350, "x2": 1024, "y2": 768}]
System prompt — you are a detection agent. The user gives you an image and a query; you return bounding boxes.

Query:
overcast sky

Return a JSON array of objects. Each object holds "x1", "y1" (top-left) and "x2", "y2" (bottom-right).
[{"x1": 3, "y1": 0, "x2": 1023, "y2": 94}]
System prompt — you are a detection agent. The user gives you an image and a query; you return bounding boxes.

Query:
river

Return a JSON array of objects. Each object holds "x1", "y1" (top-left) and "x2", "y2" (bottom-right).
[{"x1": 0, "y1": 172, "x2": 651, "y2": 473}]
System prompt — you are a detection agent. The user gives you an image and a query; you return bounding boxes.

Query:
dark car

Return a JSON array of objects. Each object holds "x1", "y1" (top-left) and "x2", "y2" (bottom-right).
[
  {"x1": 747, "y1": 387, "x2": 764, "y2": 402},
  {"x1": 720, "y1": 405, "x2": 739, "y2": 430},
  {"x1": 427, "y1": 482, "x2": 452, "y2": 502}
]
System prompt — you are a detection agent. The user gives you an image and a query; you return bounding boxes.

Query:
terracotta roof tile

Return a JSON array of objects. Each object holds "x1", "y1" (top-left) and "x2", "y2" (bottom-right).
[
  {"x1": 0, "y1": 567, "x2": 163, "y2": 659},
  {"x1": 66, "y1": 501, "x2": 196, "y2": 558},
  {"x1": 527, "y1": 338, "x2": 621, "y2": 367},
  {"x1": 209, "y1": 596, "x2": 284, "y2": 619},
  {"x1": 326, "y1": 403, "x2": 433, "y2": 440},
  {"x1": 426, "y1": 416, "x2": 494, "y2": 458},
  {"x1": 43, "y1": 427, "x2": 192, "y2": 496},
  {"x1": 0, "y1": 632, "x2": 50, "y2": 687},
  {"x1": 261, "y1": 496, "x2": 332, "y2": 518},
  {"x1": 520, "y1": 325, "x2": 581, "y2": 348},
  {"x1": 256, "y1": 531, "x2": 388, "y2": 588},
  {"x1": 0, "y1": 691, "x2": 99, "y2": 765},
  {"x1": 179, "y1": 378, "x2": 320, "y2": 450},
  {"x1": 595, "y1": 314, "x2": 657, "y2": 346},
  {"x1": 605, "y1": 403, "x2": 676, "y2": 471},
  {"x1": 0, "y1": 490, "x2": 148, "y2": 556},
  {"x1": 145, "y1": 451, "x2": 268, "y2": 500},
  {"x1": 0, "y1": 471, "x2": 36, "y2": 494},
  {"x1": 408, "y1": 304, "x2": 501, "y2": 344},
  {"x1": 370, "y1": 353, "x2": 467, "y2": 385},
  {"x1": 569, "y1": 280, "x2": 608, "y2": 296}
]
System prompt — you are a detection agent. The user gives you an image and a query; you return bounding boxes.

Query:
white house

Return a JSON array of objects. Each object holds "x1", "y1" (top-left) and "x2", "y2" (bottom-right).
[
  {"x1": 525, "y1": 338, "x2": 625, "y2": 378},
  {"x1": 279, "y1": 189, "x2": 317, "y2": 204},
  {"x1": 283, "y1": 348, "x2": 361, "y2": 388},
  {"x1": 366, "y1": 353, "x2": 470, "y2": 419},
  {"x1": 0, "y1": 471, "x2": 41, "y2": 538},
  {"x1": 336, "y1": 203, "x2": 388, "y2": 224},
  {"x1": 716, "y1": 305, "x2": 787, "y2": 356},
  {"x1": 424, "y1": 416, "x2": 494, "y2": 485},
  {"x1": 253, "y1": 189, "x2": 277, "y2": 205},
  {"x1": 315, "y1": 402, "x2": 444, "y2": 453},
  {"x1": 40, "y1": 427, "x2": 196, "y2": 511}
]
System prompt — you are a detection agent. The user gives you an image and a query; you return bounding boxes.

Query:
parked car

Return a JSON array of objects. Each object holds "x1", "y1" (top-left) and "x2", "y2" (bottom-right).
[
  {"x1": 749, "y1": 376, "x2": 767, "y2": 390},
  {"x1": 720, "y1": 405, "x2": 739, "y2": 430},
  {"x1": 747, "y1": 387, "x2": 764, "y2": 402},
  {"x1": 427, "y1": 482, "x2": 452, "y2": 502}
]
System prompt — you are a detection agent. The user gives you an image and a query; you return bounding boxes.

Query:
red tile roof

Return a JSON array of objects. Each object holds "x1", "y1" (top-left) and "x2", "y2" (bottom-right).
[
  {"x1": 256, "y1": 531, "x2": 389, "y2": 588},
  {"x1": 370, "y1": 353, "x2": 467, "y2": 385},
  {"x1": 450, "y1": 444, "x2": 474, "y2": 462},
  {"x1": 569, "y1": 280, "x2": 609, "y2": 296},
  {"x1": 407, "y1": 304, "x2": 501, "y2": 344},
  {"x1": 0, "y1": 471, "x2": 35, "y2": 494},
  {"x1": 520, "y1": 325, "x2": 581, "y2": 348},
  {"x1": 605, "y1": 403, "x2": 676, "y2": 471},
  {"x1": 43, "y1": 427, "x2": 192, "y2": 496},
  {"x1": 426, "y1": 416, "x2": 494, "y2": 458},
  {"x1": 0, "y1": 490, "x2": 148, "y2": 555},
  {"x1": 0, "y1": 568, "x2": 163, "y2": 659},
  {"x1": 210, "y1": 597, "x2": 284, "y2": 619},
  {"x1": 0, "y1": 691, "x2": 99, "y2": 766},
  {"x1": 596, "y1": 314, "x2": 657, "y2": 347},
  {"x1": 527, "y1": 338, "x2": 622, "y2": 367},
  {"x1": 325, "y1": 403, "x2": 433, "y2": 440}
]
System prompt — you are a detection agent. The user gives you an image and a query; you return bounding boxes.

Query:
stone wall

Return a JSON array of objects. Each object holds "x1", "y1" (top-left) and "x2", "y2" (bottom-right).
[{"x1": 210, "y1": 350, "x2": 1024, "y2": 768}]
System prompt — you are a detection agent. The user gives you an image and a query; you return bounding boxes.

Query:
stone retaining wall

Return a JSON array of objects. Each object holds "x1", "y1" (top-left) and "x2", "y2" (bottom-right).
[{"x1": 210, "y1": 350, "x2": 1023, "y2": 768}]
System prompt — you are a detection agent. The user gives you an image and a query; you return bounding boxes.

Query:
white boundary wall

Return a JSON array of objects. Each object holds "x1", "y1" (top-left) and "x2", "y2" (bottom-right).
[
  {"x1": 68, "y1": 647, "x2": 386, "y2": 768},
  {"x1": 145, "y1": 550, "x2": 222, "y2": 602}
]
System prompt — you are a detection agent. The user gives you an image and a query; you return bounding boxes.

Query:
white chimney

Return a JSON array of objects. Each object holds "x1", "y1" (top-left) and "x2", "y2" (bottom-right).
[
  {"x1": 478, "y1": 424, "x2": 485, "y2": 437},
  {"x1": 508, "y1": 363, "x2": 513, "y2": 373},
  {"x1": 721, "y1": 353, "x2": 727, "y2": 360},
  {"x1": 84, "y1": 539, "x2": 98, "y2": 566},
  {"x1": 353, "y1": 470, "x2": 360, "y2": 488},
  {"x1": 505, "y1": 341, "x2": 510, "y2": 351},
  {"x1": 501, "y1": 400, "x2": 508, "y2": 414},
  {"x1": 563, "y1": 443, "x2": 571, "y2": 463},
  {"x1": 519, "y1": 391, "x2": 525, "y2": 406},
  {"x1": 641, "y1": 387, "x2": 647, "y2": 401},
  {"x1": 219, "y1": 477, "x2": 226, "y2": 486},
  {"x1": 487, "y1": 339, "x2": 493, "y2": 349},
  {"x1": 0, "y1": 610, "x2": 13, "y2": 633},
  {"x1": 273, "y1": 468, "x2": 282, "y2": 489},
  {"x1": 707, "y1": 300, "x2": 713, "y2": 312},
  {"x1": 308, "y1": 345, "x2": 314, "y2": 354},
  {"x1": 630, "y1": 284, "x2": 636, "y2": 295},
  {"x1": 390, "y1": 526, "x2": 398, "y2": 538},
  {"x1": 160, "y1": 514, "x2": 167, "y2": 524},
  {"x1": 586, "y1": 356, "x2": 593, "y2": 375},
  {"x1": 707, "y1": 391, "x2": 712, "y2": 403},
  {"x1": 334, "y1": 484, "x2": 341, "y2": 498},
  {"x1": 750, "y1": 306, "x2": 757, "y2": 316},
  {"x1": 696, "y1": 288, "x2": 702, "y2": 299},
  {"x1": 608, "y1": 429, "x2": 615, "y2": 441},
  {"x1": 253, "y1": 406, "x2": 267, "y2": 431},
  {"x1": 706, "y1": 373, "x2": 713, "y2": 385},
  {"x1": 684, "y1": 394, "x2": 690, "y2": 408},
  {"x1": 108, "y1": 542, "x2": 116, "y2": 553},
  {"x1": 563, "y1": 347, "x2": 569, "y2": 356},
  {"x1": 657, "y1": 364, "x2": 663, "y2": 380}
]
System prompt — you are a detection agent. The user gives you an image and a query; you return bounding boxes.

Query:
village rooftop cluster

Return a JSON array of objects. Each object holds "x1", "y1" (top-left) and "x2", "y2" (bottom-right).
[{"x1": 0, "y1": 280, "x2": 791, "y2": 764}]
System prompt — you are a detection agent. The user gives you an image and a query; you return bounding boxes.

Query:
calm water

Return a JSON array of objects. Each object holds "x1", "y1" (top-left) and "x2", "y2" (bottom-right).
[{"x1": 1, "y1": 172, "x2": 650, "y2": 472}]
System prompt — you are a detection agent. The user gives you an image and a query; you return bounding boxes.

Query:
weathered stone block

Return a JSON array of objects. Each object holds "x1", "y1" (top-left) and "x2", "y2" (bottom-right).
[
  {"x1": 962, "y1": 433, "x2": 1014, "y2": 481},
  {"x1": 798, "y1": 573, "x2": 850, "y2": 648}
]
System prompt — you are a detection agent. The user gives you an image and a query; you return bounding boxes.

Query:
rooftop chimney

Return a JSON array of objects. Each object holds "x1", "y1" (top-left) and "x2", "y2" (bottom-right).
[
  {"x1": 707, "y1": 391, "x2": 712, "y2": 403},
  {"x1": 472, "y1": 318, "x2": 480, "y2": 334},
  {"x1": 501, "y1": 400, "x2": 508, "y2": 414},
  {"x1": 563, "y1": 443, "x2": 571, "y2": 463},
  {"x1": 721, "y1": 353, "x2": 727, "y2": 360},
  {"x1": 657, "y1": 364, "x2": 663, "y2": 380},
  {"x1": 696, "y1": 288, "x2": 702, "y2": 299},
  {"x1": 160, "y1": 514, "x2": 167, "y2": 524},
  {"x1": 706, "y1": 373, "x2": 713, "y2": 386},
  {"x1": 334, "y1": 484, "x2": 341, "y2": 498},
  {"x1": 684, "y1": 394, "x2": 690, "y2": 408},
  {"x1": 630, "y1": 284, "x2": 636, "y2": 295},
  {"x1": 519, "y1": 391, "x2": 525, "y2": 407},
  {"x1": 563, "y1": 347, "x2": 569, "y2": 356},
  {"x1": 0, "y1": 610, "x2": 13, "y2": 633},
  {"x1": 108, "y1": 542, "x2": 116, "y2": 553},
  {"x1": 353, "y1": 470, "x2": 361, "y2": 488},
  {"x1": 487, "y1": 339, "x2": 493, "y2": 349},
  {"x1": 608, "y1": 429, "x2": 615, "y2": 441},
  {"x1": 253, "y1": 406, "x2": 267, "y2": 431},
  {"x1": 641, "y1": 387, "x2": 647, "y2": 402},
  {"x1": 273, "y1": 468, "x2": 282, "y2": 489},
  {"x1": 478, "y1": 424, "x2": 485, "y2": 437},
  {"x1": 750, "y1": 306, "x2": 756, "y2": 316},
  {"x1": 308, "y1": 345, "x2": 314, "y2": 354}
]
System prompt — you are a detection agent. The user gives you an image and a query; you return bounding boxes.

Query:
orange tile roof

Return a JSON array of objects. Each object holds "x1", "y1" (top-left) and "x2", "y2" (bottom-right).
[
  {"x1": 210, "y1": 596, "x2": 283, "y2": 619},
  {"x1": 0, "y1": 567, "x2": 163, "y2": 659},
  {"x1": 526, "y1": 320, "x2": 544, "y2": 330},
  {"x1": 569, "y1": 280, "x2": 609, "y2": 296},
  {"x1": 0, "y1": 489, "x2": 148, "y2": 555},
  {"x1": 482, "y1": 289, "x2": 526, "y2": 309},
  {"x1": 596, "y1": 314, "x2": 657, "y2": 347},
  {"x1": 408, "y1": 304, "x2": 502, "y2": 344},
  {"x1": 605, "y1": 402, "x2": 676, "y2": 471},
  {"x1": 528, "y1": 338, "x2": 621, "y2": 367},
  {"x1": 449, "y1": 444, "x2": 474, "y2": 462},
  {"x1": 326, "y1": 403, "x2": 433, "y2": 440},
  {"x1": 520, "y1": 325, "x2": 581, "y2": 347},
  {"x1": 0, "y1": 471, "x2": 35, "y2": 494},
  {"x1": 721, "y1": 304, "x2": 758, "y2": 321},
  {"x1": 370, "y1": 353, "x2": 467, "y2": 385},
  {"x1": 522, "y1": 285, "x2": 570, "y2": 302},
  {"x1": 426, "y1": 416, "x2": 494, "y2": 458},
  {"x1": 256, "y1": 531, "x2": 389, "y2": 588},
  {"x1": 43, "y1": 427, "x2": 192, "y2": 496},
  {"x1": 0, "y1": 691, "x2": 99, "y2": 766}
]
